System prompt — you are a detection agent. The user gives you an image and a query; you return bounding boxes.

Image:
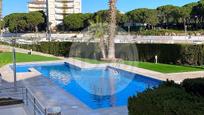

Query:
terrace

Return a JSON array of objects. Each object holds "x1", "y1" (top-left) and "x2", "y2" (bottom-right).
[{"x1": 0, "y1": 48, "x2": 204, "y2": 114}]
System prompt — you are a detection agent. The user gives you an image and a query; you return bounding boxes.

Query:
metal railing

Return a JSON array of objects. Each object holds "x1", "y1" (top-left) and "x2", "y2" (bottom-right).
[
  {"x1": 0, "y1": 87, "x2": 60, "y2": 115},
  {"x1": 24, "y1": 88, "x2": 47, "y2": 115}
]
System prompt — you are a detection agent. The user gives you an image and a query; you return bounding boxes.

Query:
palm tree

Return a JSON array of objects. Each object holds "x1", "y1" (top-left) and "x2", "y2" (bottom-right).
[
  {"x1": 88, "y1": 18, "x2": 108, "y2": 59},
  {"x1": 107, "y1": 0, "x2": 117, "y2": 60}
]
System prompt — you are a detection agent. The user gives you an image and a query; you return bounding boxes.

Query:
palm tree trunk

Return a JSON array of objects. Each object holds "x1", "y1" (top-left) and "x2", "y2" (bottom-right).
[
  {"x1": 100, "y1": 37, "x2": 106, "y2": 59},
  {"x1": 35, "y1": 26, "x2": 38, "y2": 33},
  {"x1": 107, "y1": 0, "x2": 116, "y2": 60}
]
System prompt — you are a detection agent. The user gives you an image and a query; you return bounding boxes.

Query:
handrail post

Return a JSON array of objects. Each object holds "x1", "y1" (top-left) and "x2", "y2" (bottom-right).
[
  {"x1": 45, "y1": 108, "x2": 47, "y2": 115},
  {"x1": 22, "y1": 88, "x2": 24, "y2": 101},
  {"x1": 26, "y1": 88, "x2": 28, "y2": 105},
  {"x1": 34, "y1": 98, "x2": 36, "y2": 115}
]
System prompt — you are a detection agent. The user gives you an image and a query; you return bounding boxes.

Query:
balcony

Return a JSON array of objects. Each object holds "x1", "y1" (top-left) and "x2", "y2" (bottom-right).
[
  {"x1": 55, "y1": 9, "x2": 74, "y2": 14},
  {"x1": 55, "y1": 2, "x2": 74, "y2": 8}
]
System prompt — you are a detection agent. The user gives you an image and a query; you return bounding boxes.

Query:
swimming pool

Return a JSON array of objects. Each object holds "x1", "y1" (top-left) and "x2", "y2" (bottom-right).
[{"x1": 15, "y1": 62, "x2": 161, "y2": 109}]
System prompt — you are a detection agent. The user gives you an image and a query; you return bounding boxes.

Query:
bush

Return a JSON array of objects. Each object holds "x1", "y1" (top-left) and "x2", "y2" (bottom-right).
[
  {"x1": 128, "y1": 80, "x2": 204, "y2": 115},
  {"x1": 15, "y1": 42, "x2": 204, "y2": 65},
  {"x1": 182, "y1": 78, "x2": 204, "y2": 96},
  {"x1": 17, "y1": 42, "x2": 73, "y2": 57}
]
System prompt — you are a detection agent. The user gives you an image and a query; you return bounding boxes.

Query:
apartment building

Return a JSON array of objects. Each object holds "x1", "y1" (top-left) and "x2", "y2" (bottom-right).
[
  {"x1": 0, "y1": 0, "x2": 2, "y2": 19},
  {"x1": 28, "y1": 0, "x2": 82, "y2": 29}
]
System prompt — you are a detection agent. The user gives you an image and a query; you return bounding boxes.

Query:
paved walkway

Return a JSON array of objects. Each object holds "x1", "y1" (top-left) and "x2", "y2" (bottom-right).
[
  {"x1": 0, "y1": 104, "x2": 28, "y2": 115},
  {"x1": 21, "y1": 75, "x2": 128, "y2": 115}
]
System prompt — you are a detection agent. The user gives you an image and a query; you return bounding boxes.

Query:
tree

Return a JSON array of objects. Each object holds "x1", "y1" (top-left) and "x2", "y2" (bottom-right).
[
  {"x1": 26, "y1": 12, "x2": 44, "y2": 32},
  {"x1": 3, "y1": 12, "x2": 45, "y2": 33},
  {"x1": 117, "y1": 12, "x2": 128, "y2": 26},
  {"x1": 192, "y1": 0, "x2": 204, "y2": 29},
  {"x1": 178, "y1": 4, "x2": 196, "y2": 30},
  {"x1": 126, "y1": 8, "x2": 159, "y2": 29},
  {"x1": 107, "y1": 0, "x2": 117, "y2": 60},
  {"x1": 0, "y1": 20, "x2": 4, "y2": 34},
  {"x1": 82, "y1": 13, "x2": 94, "y2": 28},
  {"x1": 64, "y1": 13, "x2": 86, "y2": 31},
  {"x1": 183, "y1": 2, "x2": 198, "y2": 27},
  {"x1": 3, "y1": 13, "x2": 28, "y2": 32},
  {"x1": 17, "y1": 20, "x2": 28, "y2": 32},
  {"x1": 88, "y1": 18, "x2": 108, "y2": 59},
  {"x1": 93, "y1": 10, "x2": 125, "y2": 25},
  {"x1": 93, "y1": 10, "x2": 109, "y2": 23},
  {"x1": 157, "y1": 5, "x2": 180, "y2": 28}
]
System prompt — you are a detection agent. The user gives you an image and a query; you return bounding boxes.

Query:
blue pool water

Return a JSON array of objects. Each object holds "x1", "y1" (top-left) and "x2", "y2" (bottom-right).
[{"x1": 15, "y1": 63, "x2": 161, "y2": 109}]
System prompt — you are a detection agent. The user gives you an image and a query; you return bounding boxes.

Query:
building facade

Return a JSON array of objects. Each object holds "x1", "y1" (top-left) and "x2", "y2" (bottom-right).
[
  {"x1": 0, "y1": 0, "x2": 2, "y2": 19},
  {"x1": 28, "y1": 0, "x2": 81, "y2": 29}
]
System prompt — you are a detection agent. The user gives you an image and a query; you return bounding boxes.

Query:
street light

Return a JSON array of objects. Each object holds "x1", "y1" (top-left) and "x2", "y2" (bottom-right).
[
  {"x1": 45, "y1": 0, "x2": 51, "y2": 41},
  {"x1": 11, "y1": 38, "x2": 17, "y2": 89},
  {"x1": 185, "y1": 25, "x2": 187, "y2": 37}
]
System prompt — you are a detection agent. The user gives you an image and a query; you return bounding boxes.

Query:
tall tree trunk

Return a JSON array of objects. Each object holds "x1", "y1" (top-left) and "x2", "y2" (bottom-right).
[
  {"x1": 35, "y1": 26, "x2": 38, "y2": 33},
  {"x1": 183, "y1": 18, "x2": 186, "y2": 31},
  {"x1": 107, "y1": 0, "x2": 116, "y2": 60},
  {"x1": 100, "y1": 37, "x2": 106, "y2": 59}
]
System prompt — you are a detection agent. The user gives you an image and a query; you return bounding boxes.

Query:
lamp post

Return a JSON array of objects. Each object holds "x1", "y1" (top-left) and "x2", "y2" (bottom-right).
[
  {"x1": 46, "y1": 0, "x2": 51, "y2": 41},
  {"x1": 195, "y1": 15, "x2": 198, "y2": 30},
  {"x1": 12, "y1": 38, "x2": 17, "y2": 89},
  {"x1": 185, "y1": 25, "x2": 187, "y2": 37}
]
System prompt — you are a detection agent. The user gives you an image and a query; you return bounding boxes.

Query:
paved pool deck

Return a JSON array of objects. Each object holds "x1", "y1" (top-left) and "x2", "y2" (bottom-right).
[
  {"x1": 1, "y1": 58, "x2": 204, "y2": 115},
  {"x1": 0, "y1": 104, "x2": 28, "y2": 115}
]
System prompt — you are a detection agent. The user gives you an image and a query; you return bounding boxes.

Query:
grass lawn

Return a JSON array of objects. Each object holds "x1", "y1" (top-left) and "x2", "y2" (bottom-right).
[
  {"x1": 74, "y1": 57, "x2": 204, "y2": 73},
  {"x1": 123, "y1": 61, "x2": 204, "y2": 73},
  {"x1": 0, "y1": 52, "x2": 60, "y2": 67}
]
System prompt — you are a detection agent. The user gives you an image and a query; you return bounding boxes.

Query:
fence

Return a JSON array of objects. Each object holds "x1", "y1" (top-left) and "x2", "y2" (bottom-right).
[{"x1": 0, "y1": 87, "x2": 61, "y2": 115}]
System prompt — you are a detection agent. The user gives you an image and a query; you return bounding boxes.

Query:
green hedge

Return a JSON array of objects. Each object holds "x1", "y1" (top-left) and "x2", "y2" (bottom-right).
[
  {"x1": 17, "y1": 42, "x2": 72, "y2": 57},
  {"x1": 16, "y1": 42, "x2": 204, "y2": 65},
  {"x1": 128, "y1": 80, "x2": 204, "y2": 115},
  {"x1": 130, "y1": 29, "x2": 204, "y2": 36},
  {"x1": 183, "y1": 78, "x2": 204, "y2": 96}
]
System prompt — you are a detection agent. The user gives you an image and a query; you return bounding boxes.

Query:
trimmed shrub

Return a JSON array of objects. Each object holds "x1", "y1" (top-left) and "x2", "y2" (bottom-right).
[
  {"x1": 15, "y1": 42, "x2": 204, "y2": 65},
  {"x1": 182, "y1": 78, "x2": 204, "y2": 96},
  {"x1": 128, "y1": 80, "x2": 204, "y2": 115},
  {"x1": 17, "y1": 42, "x2": 73, "y2": 57}
]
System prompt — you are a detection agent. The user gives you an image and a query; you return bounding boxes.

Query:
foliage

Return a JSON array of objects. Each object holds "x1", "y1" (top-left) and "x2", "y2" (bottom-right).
[
  {"x1": 93, "y1": 10, "x2": 126, "y2": 25},
  {"x1": 3, "y1": 11, "x2": 45, "y2": 32},
  {"x1": 128, "y1": 80, "x2": 204, "y2": 115},
  {"x1": 15, "y1": 42, "x2": 204, "y2": 66},
  {"x1": 4, "y1": 0, "x2": 204, "y2": 33},
  {"x1": 157, "y1": 5, "x2": 180, "y2": 26},
  {"x1": 88, "y1": 19, "x2": 108, "y2": 58},
  {"x1": 182, "y1": 78, "x2": 204, "y2": 96},
  {"x1": 63, "y1": 13, "x2": 92, "y2": 31},
  {"x1": 16, "y1": 42, "x2": 73, "y2": 57},
  {"x1": 127, "y1": 8, "x2": 159, "y2": 27},
  {"x1": 93, "y1": 10, "x2": 109, "y2": 23},
  {"x1": 88, "y1": 19, "x2": 108, "y2": 40},
  {"x1": 4, "y1": 13, "x2": 28, "y2": 32},
  {"x1": 26, "y1": 12, "x2": 45, "y2": 32},
  {"x1": 0, "y1": 20, "x2": 5, "y2": 33}
]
